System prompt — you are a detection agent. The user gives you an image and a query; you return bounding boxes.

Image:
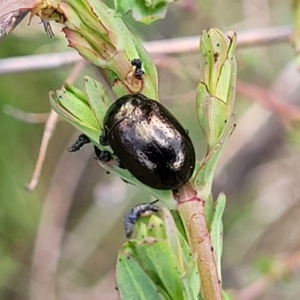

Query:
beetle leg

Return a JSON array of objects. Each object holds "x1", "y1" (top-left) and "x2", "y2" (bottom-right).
[
  {"x1": 172, "y1": 188, "x2": 179, "y2": 195},
  {"x1": 94, "y1": 146, "x2": 112, "y2": 162},
  {"x1": 124, "y1": 200, "x2": 160, "y2": 238},
  {"x1": 118, "y1": 161, "x2": 126, "y2": 169},
  {"x1": 42, "y1": 20, "x2": 54, "y2": 38},
  {"x1": 99, "y1": 131, "x2": 109, "y2": 146},
  {"x1": 68, "y1": 134, "x2": 91, "y2": 152}
]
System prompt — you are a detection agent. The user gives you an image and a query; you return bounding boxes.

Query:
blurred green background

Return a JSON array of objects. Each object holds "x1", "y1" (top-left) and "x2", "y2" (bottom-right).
[{"x1": 1, "y1": 1, "x2": 300, "y2": 299}]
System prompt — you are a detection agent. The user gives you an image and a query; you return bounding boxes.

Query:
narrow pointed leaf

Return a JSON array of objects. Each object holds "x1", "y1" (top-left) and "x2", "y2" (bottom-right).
[
  {"x1": 135, "y1": 238, "x2": 185, "y2": 300},
  {"x1": 117, "y1": 252, "x2": 165, "y2": 300},
  {"x1": 210, "y1": 193, "x2": 226, "y2": 279},
  {"x1": 181, "y1": 257, "x2": 201, "y2": 300},
  {"x1": 84, "y1": 76, "x2": 112, "y2": 130}
]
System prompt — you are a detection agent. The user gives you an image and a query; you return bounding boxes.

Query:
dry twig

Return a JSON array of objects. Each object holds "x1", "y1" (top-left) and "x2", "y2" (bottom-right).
[
  {"x1": 0, "y1": 25, "x2": 292, "y2": 74},
  {"x1": 26, "y1": 60, "x2": 86, "y2": 191}
]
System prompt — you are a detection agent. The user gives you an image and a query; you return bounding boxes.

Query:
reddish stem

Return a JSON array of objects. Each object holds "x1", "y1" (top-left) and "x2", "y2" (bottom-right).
[{"x1": 176, "y1": 183, "x2": 223, "y2": 300}]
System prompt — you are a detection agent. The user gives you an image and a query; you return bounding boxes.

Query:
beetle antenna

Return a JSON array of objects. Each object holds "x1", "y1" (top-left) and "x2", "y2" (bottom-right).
[{"x1": 68, "y1": 134, "x2": 91, "y2": 152}]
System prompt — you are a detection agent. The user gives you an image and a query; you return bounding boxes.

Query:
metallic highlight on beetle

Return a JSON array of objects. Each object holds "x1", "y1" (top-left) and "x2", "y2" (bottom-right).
[
  {"x1": 100, "y1": 93, "x2": 196, "y2": 190},
  {"x1": 69, "y1": 93, "x2": 196, "y2": 191}
]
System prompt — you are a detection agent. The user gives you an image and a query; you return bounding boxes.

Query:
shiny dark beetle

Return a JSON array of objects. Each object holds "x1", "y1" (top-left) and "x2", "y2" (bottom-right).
[{"x1": 100, "y1": 93, "x2": 195, "y2": 190}]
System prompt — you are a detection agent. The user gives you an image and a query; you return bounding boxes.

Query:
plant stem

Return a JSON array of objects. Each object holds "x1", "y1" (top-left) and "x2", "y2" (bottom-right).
[{"x1": 177, "y1": 193, "x2": 222, "y2": 300}]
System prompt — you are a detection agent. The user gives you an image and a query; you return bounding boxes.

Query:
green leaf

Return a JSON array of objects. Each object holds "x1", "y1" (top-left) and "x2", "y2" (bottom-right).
[
  {"x1": 196, "y1": 83, "x2": 228, "y2": 149},
  {"x1": 119, "y1": 211, "x2": 202, "y2": 300},
  {"x1": 117, "y1": 252, "x2": 165, "y2": 300},
  {"x1": 146, "y1": 214, "x2": 166, "y2": 239},
  {"x1": 114, "y1": 0, "x2": 173, "y2": 24},
  {"x1": 181, "y1": 257, "x2": 201, "y2": 300},
  {"x1": 136, "y1": 222, "x2": 150, "y2": 240},
  {"x1": 170, "y1": 210, "x2": 187, "y2": 241},
  {"x1": 64, "y1": 82, "x2": 89, "y2": 102},
  {"x1": 84, "y1": 76, "x2": 112, "y2": 130},
  {"x1": 137, "y1": 238, "x2": 185, "y2": 300},
  {"x1": 193, "y1": 116, "x2": 236, "y2": 199},
  {"x1": 161, "y1": 208, "x2": 185, "y2": 273},
  {"x1": 197, "y1": 29, "x2": 237, "y2": 150},
  {"x1": 204, "y1": 194, "x2": 214, "y2": 230},
  {"x1": 135, "y1": 214, "x2": 167, "y2": 240},
  {"x1": 125, "y1": 238, "x2": 185, "y2": 300},
  {"x1": 49, "y1": 90, "x2": 101, "y2": 144},
  {"x1": 210, "y1": 193, "x2": 226, "y2": 279},
  {"x1": 51, "y1": 89, "x2": 99, "y2": 129},
  {"x1": 120, "y1": 240, "x2": 171, "y2": 299}
]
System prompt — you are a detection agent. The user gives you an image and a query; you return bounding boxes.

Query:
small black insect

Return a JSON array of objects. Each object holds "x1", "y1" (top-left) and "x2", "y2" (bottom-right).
[
  {"x1": 131, "y1": 58, "x2": 145, "y2": 80},
  {"x1": 100, "y1": 93, "x2": 196, "y2": 190},
  {"x1": 124, "y1": 200, "x2": 161, "y2": 238}
]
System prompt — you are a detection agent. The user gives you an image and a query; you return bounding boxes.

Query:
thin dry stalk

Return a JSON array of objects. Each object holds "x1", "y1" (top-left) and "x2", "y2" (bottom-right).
[
  {"x1": 0, "y1": 25, "x2": 292, "y2": 74},
  {"x1": 26, "y1": 61, "x2": 85, "y2": 191}
]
